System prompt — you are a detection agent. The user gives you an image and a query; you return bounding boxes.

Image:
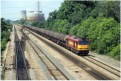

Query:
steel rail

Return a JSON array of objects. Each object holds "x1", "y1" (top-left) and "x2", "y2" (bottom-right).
[
  {"x1": 83, "y1": 56, "x2": 120, "y2": 77},
  {"x1": 22, "y1": 29, "x2": 54, "y2": 80},
  {"x1": 25, "y1": 40, "x2": 53, "y2": 80},
  {"x1": 14, "y1": 27, "x2": 30, "y2": 80},
  {"x1": 28, "y1": 40, "x2": 65, "y2": 80},
  {"x1": 25, "y1": 32, "x2": 75, "y2": 80}
]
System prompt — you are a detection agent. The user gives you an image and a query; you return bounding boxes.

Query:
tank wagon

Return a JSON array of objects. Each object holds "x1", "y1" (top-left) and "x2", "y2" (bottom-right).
[{"x1": 23, "y1": 25, "x2": 89, "y2": 55}]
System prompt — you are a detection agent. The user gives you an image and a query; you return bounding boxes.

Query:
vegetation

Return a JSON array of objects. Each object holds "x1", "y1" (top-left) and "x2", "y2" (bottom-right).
[
  {"x1": 1, "y1": 18, "x2": 12, "y2": 51},
  {"x1": 30, "y1": 1, "x2": 120, "y2": 60}
]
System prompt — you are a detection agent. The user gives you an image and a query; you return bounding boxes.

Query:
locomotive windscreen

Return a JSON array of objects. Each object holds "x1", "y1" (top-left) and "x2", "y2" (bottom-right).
[{"x1": 79, "y1": 40, "x2": 89, "y2": 45}]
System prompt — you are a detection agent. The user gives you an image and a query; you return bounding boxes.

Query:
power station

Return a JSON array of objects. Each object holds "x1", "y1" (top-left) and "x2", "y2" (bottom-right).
[
  {"x1": 21, "y1": 10, "x2": 27, "y2": 20},
  {"x1": 20, "y1": 1, "x2": 45, "y2": 22}
]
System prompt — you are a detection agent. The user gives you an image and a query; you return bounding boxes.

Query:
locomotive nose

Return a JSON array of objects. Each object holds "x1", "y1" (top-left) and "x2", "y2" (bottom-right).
[{"x1": 78, "y1": 45, "x2": 89, "y2": 50}]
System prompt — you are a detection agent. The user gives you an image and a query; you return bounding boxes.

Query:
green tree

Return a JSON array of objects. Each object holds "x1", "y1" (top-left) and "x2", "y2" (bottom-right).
[
  {"x1": 69, "y1": 24, "x2": 79, "y2": 35},
  {"x1": 37, "y1": 1, "x2": 120, "y2": 60},
  {"x1": 1, "y1": 39, "x2": 7, "y2": 51},
  {"x1": 1, "y1": 18, "x2": 12, "y2": 51},
  {"x1": 19, "y1": 18, "x2": 26, "y2": 24},
  {"x1": 109, "y1": 45, "x2": 120, "y2": 60}
]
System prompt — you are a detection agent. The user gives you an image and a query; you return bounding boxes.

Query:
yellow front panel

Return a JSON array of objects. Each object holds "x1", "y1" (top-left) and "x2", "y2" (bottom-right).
[{"x1": 78, "y1": 45, "x2": 89, "y2": 49}]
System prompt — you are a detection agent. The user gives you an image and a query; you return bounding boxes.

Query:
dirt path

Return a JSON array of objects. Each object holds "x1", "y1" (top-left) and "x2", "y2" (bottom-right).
[{"x1": 2, "y1": 31, "x2": 16, "y2": 80}]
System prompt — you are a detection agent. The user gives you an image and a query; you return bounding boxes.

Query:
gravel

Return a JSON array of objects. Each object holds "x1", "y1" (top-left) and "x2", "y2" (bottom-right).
[
  {"x1": 89, "y1": 51, "x2": 120, "y2": 69},
  {"x1": 26, "y1": 31, "x2": 97, "y2": 80}
]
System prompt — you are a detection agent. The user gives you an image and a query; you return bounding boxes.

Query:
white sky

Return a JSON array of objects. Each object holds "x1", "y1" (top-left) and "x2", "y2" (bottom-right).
[{"x1": 1, "y1": 0, "x2": 64, "y2": 20}]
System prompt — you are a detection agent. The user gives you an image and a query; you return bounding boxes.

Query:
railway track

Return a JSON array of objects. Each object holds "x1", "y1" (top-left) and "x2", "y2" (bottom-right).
[
  {"x1": 83, "y1": 55, "x2": 120, "y2": 77},
  {"x1": 24, "y1": 27, "x2": 120, "y2": 80},
  {"x1": 14, "y1": 27, "x2": 30, "y2": 80},
  {"x1": 22, "y1": 31, "x2": 75, "y2": 80}
]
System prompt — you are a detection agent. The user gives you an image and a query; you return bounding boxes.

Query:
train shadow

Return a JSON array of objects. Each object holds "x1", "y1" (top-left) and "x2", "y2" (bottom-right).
[{"x1": 80, "y1": 54, "x2": 95, "y2": 57}]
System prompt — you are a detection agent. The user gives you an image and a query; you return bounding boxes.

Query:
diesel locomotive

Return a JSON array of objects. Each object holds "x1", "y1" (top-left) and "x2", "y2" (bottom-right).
[{"x1": 23, "y1": 25, "x2": 89, "y2": 55}]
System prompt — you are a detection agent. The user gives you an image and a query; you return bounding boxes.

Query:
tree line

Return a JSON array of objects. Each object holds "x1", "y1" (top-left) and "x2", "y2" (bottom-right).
[
  {"x1": 1, "y1": 18, "x2": 12, "y2": 51},
  {"x1": 26, "y1": 1, "x2": 120, "y2": 60}
]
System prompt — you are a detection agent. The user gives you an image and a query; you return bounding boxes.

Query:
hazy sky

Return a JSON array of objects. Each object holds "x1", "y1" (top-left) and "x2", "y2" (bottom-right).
[{"x1": 1, "y1": 0, "x2": 64, "y2": 20}]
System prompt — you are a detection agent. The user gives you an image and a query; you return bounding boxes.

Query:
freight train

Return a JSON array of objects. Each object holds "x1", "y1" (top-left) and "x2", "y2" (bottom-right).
[{"x1": 23, "y1": 25, "x2": 89, "y2": 55}]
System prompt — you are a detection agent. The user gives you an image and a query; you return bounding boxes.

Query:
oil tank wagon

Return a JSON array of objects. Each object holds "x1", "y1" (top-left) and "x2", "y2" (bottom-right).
[{"x1": 24, "y1": 25, "x2": 89, "y2": 55}]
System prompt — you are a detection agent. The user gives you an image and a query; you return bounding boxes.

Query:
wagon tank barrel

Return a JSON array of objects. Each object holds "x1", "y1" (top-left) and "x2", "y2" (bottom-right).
[{"x1": 23, "y1": 25, "x2": 67, "y2": 42}]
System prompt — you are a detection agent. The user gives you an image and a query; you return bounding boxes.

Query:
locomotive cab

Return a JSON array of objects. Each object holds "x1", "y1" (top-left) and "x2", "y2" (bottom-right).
[
  {"x1": 65, "y1": 35, "x2": 89, "y2": 55},
  {"x1": 78, "y1": 39, "x2": 89, "y2": 50},
  {"x1": 77, "y1": 39, "x2": 89, "y2": 55}
]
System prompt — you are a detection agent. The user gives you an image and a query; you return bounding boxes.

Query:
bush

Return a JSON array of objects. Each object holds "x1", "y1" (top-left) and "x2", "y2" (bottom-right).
[
  {"x1": 1, "y1": 18, "x2": 12, "y2": 52},
  {"x1": 108, "y1": 45, "x2": 120, "y2": 60},
  {"x1": 86, "y1": 17, "x2": 119, "y2": 55},
  {"x1": 1, "y1": 38, "x2": 7, "y2": 51}
]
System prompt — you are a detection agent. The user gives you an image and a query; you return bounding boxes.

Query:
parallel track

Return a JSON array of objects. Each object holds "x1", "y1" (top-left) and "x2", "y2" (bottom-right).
[
  {"x1": 23, "y1": 31, "x2": 75, "y2": 80},
  {"x1": 24, "y1": 27, "x2": 120, "y2": 80},
  {"x1": 14, "y1": 27, "x2": 30, "y2": 80},
  {"x1": 83, "y1": 56, "x2": 120, "y2": 77}
]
